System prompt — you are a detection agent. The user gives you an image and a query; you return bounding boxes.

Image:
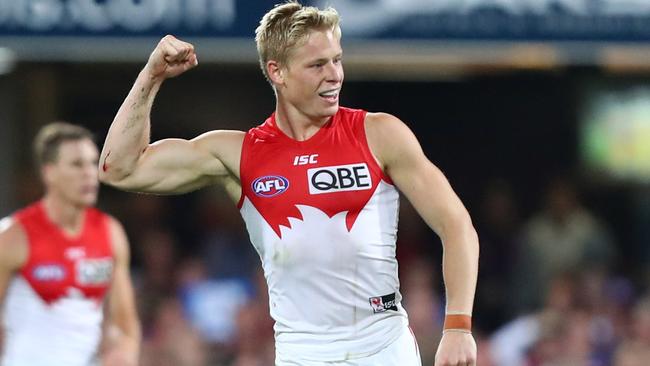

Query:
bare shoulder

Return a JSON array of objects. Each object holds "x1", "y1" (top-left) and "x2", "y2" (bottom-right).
[
  {"x1": 191, "y1": 129, "x2": 246, "y2": 152},
  {"x1": 105, "y1": 215, "x2": 126, "y2": 235},
  {"x1": 105, "y1": 215, "x2": 129, "y2": 258},
  {"x1": 364, "y1": 112, "x2": 405, "y2": 132},
  {"x1": 364, "y1": 112, "x2": 420, "y2": 167},
  {"x1": 364, "y1": 112, "x2": 417, "y2": 147},
  {"x1": 192, "y1": 130, "x2": 245, "y2": 169},
  {"x1": 0, "y1": 216, "x2": 28, "y2": 270}
]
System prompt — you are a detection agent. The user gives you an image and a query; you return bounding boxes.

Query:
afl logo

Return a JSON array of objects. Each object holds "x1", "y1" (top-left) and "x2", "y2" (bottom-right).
[
  {"x1": 33, "y1": 264, "x2": 66, "y2": 281},
  {"x1": 252, "y1": 175, "x2": 290, "y2": 197}
]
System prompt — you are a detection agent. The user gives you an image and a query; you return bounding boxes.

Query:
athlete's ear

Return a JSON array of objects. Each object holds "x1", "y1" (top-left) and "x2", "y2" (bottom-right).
[
  {"x1": 41, "y1": 164, "x2": 55, "y2": 186},
  {"x1": 267, "y1": 60, "x2": 284, "y2": 86}
]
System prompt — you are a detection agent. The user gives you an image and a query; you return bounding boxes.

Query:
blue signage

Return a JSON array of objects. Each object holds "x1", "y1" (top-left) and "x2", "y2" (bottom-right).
[
  {"x1": 1, "y1": 0, "x2": 650, "y2": 41},
  {"x1": 332, "y1": 0, "x2": 650, "y2": 41}
]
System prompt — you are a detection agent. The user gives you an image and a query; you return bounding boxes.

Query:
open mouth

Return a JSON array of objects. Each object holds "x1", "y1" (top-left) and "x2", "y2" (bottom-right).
[
  {"x1": 318, "y1": 89, "x2": 339, "y2": 102},
  {"x1": 81, "y1": 186, "x2": 98, "y2": 194}
]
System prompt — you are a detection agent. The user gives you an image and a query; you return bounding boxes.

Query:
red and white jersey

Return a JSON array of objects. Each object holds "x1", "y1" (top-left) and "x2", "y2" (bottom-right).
[
  {"x1": 2, "y1": 202, "x2": 114, "y2": 366},
  {"x1": 238, "y1": 107, "x2": 408, "y2": 361}
]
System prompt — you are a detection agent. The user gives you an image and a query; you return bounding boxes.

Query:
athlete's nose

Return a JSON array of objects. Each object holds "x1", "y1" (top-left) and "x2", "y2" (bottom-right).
[
  {"x1": 84, "y1": 162, "x2": 98, "y2": 179},
  {"x1": 325, "y1": 60, "x2": 343, "y2": 84}
]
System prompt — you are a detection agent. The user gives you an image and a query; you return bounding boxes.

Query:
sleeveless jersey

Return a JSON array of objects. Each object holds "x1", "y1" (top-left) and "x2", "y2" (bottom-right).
[
  {"x1": 2, "y1": 201, "x2": 114, "y2": 366},
  {"x1": 238, "y1": 107, "x2": 408, "y2": 361}
]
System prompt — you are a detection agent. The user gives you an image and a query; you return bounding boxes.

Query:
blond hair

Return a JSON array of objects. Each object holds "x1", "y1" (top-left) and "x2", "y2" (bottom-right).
[{"x1": 255, "y1": 1, "x2": 340, "y2": 84}]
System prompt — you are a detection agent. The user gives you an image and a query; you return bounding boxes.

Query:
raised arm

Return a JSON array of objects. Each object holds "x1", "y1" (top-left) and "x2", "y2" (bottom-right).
[
  {"x1": 101, "y1": 217, "x2": 141, "y2": 366},
  {"x1": 365, "y1": 113, "x2": 478, "y2": 366},
  {"x1": 98, "y1": 35, "x2": 243, "y2": 195},
  {"x1": 0, "y1": 218, "x2": 28, "y2": 355}
]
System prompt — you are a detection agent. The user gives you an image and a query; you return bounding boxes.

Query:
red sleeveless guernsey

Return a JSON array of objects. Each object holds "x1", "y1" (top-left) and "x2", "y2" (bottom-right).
[
  {"x1": 2, "y1": 201, "x2": 114, "y2": 366},
  {"x1": 238, "y1": 107, "x2": 409, "y2": 361}
]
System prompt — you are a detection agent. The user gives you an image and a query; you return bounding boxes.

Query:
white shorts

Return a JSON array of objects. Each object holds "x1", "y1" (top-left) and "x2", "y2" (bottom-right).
[{"x1": 275, "y1": 326, "x2": 422, "y2": 366}]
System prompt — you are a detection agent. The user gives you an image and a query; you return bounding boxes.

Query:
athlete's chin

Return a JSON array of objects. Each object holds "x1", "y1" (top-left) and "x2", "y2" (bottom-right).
[
  {"x1": 317, "y1": 104, "x2": 339, "y2": 118},
  {"x1": 75, "y1": 194, "x2": 98, "y2": 208}
]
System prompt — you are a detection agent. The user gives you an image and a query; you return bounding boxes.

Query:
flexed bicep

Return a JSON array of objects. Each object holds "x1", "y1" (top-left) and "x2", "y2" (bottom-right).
[
  {"x1": 99, "y1": 35, "x2": 204, "y2": 195},
  {"x1": 101, "y1": 130, "x2": 244, "y2": 194}
]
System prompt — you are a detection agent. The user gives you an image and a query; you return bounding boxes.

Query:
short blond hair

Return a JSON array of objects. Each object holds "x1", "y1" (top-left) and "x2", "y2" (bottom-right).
[{"x1": 255, "y1": 1, "x2": 340, "y2": 84}]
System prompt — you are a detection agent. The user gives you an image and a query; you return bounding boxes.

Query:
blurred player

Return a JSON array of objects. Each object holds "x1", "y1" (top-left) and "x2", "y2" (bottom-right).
[
  {"x1": 0, "y1": 122, "x2": 140, "y2": 366},
  {"x1": 99, "y1": 2, "x2": 478, "y2": 365}
]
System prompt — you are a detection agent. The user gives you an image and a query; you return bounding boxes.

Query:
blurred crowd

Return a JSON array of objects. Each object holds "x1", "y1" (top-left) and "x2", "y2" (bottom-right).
[{"x1": 83, "y1": 174, "x2": 650, "y2": 366}]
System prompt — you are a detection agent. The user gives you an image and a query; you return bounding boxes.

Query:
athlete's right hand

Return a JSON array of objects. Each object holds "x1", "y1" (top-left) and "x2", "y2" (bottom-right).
[{"x1": 145, "y1": 35, "x2": 198, "y2": 80}]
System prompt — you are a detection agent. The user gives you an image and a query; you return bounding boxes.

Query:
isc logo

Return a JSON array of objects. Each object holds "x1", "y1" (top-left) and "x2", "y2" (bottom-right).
[
  {"x1": 293, "y1": 154, "x2": 318, "y2": 166},
  {"x1": 252, "y1": 175, "x2": 290, "y2": 197},
  {"x1": 307, "y1": 163, "x2": 372, "y2": 195}
]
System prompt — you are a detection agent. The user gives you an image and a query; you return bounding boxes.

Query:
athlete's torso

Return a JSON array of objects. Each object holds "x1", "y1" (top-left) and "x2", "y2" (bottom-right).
[
  {"x1": 238, "y1": 107, "x2": 408, "y2": 361},
  {"x1": 2, "y1": 201, "x2": 114, "y2": 366}
]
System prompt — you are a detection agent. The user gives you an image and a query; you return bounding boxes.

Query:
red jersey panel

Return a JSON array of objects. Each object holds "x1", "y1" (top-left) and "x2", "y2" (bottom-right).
[
  {"x1": 15, "y1": 201, "x2": 114, "y2": 304},
  {"x1": 238, "y1": 107, "x2": 391, "y2": 237}
]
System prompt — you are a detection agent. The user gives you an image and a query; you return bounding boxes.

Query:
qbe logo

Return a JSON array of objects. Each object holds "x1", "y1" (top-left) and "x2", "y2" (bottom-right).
[
  {"x1": 76, "y1": 258, "x2": 114, "y2": 285},
  {"x1": 307, "y1": 163, "x2": 372, "y2": 195},
  {"x1": 252, "y1": 175, "x2": 290, "y2": 197}
]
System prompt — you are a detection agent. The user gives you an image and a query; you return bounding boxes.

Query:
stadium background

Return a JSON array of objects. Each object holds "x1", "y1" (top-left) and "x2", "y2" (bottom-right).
[{"x1": 2, "y1": 1, "x2": 650, "y2": 365}]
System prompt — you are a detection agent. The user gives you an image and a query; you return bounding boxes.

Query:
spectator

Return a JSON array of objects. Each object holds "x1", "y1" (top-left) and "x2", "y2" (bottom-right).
[{"x1": 513, "y1": 176, "x2": 616, "y2": 313}]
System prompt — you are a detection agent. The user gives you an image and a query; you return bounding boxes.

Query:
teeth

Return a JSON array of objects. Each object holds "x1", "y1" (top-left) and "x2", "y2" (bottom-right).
[{"x1": 320, "y1": 91, "x2": 337, "y2": 97}]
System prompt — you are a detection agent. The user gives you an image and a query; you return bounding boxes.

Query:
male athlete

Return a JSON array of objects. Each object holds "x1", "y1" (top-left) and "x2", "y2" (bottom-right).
[
  {"x1": 99, "y1": 2, "x2": 478, "y2": 365},
  {"x1": 0, "y1": 123, "x2": 140, "y2": 366}
]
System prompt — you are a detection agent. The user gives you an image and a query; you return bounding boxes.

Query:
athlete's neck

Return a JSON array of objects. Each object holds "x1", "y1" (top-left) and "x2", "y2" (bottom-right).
[
  {"x1": 42, "y1": 195, "x2": 86, "y2": 236},
  {"x1": 274, "y1": 105, "x2": 332, "y2": 141}
]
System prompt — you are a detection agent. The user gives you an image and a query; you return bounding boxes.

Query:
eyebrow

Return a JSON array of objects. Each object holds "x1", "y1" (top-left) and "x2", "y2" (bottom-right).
[{"x1": 309, "y1": 53, "x2": 343, "y2": 64}]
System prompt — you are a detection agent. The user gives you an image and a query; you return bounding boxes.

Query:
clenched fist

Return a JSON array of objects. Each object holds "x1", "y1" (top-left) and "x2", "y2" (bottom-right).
[
  {"x1": 145, "y1": 35, "x2": 198, "y2": 80},
  {"x1": 435, "y1": 332, "x2": 477, "y2": 366}
]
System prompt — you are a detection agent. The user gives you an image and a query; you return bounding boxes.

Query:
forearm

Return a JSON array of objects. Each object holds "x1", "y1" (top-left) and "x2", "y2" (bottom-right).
[
  {"x1": 441, "y1": 218, "x2": 479, "y2": 316},
  {"x1": 103, "y1": 321, "x2": 141, "y2": 364},
  {"x1": 99, "y1": 68, "x2": 162, "y2": 182},
  {"x1": 114, "y1": 331, "x2": 140, "y2": 361}
]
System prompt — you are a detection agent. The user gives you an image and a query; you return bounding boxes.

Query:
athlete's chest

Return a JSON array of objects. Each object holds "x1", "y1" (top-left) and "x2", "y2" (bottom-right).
[
  {"x1": 22, "y1": 229, "x2": 113, "y2": 304},
  {"x1": 250, "y1": 145, "x2": 375, "y2": 195},
  {"x1": 242, "y1": 124, "x2": 388, "y2": 237}
]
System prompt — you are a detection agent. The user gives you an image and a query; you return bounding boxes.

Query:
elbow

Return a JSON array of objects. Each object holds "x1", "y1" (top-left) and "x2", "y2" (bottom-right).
[
  {"x1": 98, "y1": 168, "x2": 117, "y2": 185},
  {"x1": 98, "y1": 149, "x2": 134, "y2": 187},
  {"x1": 441, "y1": 209, "x2": 480, "y2": 251},
  {"x1": 458, "y1": 211, "x2": 479, "y2": 249},
  {"x1": 98, "y1": 165, "x2": 131, "y2": 187},
  {"x1": 466, "y1": 222, "x2": 480, "y2": 254},
  {"x1": 97, "y1": 168, "x2": 111, "y2": 184}
]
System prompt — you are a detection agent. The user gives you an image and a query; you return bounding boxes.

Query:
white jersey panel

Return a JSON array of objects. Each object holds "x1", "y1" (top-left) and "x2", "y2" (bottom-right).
[
  {"x1": 241, "y1": 180, "x2": 408, "y2": 361},
  {"x1": 2, "y1": 276, "x2": 103, "y2": 366}
]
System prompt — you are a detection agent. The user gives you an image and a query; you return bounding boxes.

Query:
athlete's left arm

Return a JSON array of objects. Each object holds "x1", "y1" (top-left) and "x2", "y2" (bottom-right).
[
  {"x1": 0, "y1": 217, "x2": 29, "y2": 357},
  {"x1": 365, "y1": 112, "x2": 478, "y2": 366},
  {"x1": 103, "y1": 217, "x2": 141, "y2": 366}
]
